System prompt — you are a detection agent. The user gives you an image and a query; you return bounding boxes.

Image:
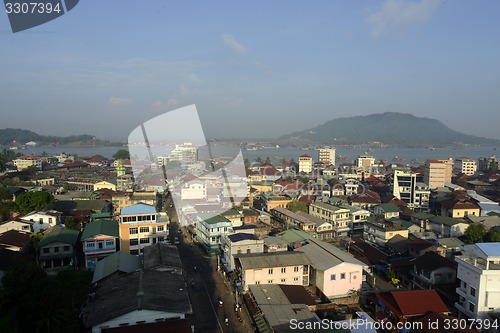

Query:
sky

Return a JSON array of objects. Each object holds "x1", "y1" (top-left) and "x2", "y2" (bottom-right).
[{"x1": 1, "y1": 0, "x2": 499, "y2": 141}]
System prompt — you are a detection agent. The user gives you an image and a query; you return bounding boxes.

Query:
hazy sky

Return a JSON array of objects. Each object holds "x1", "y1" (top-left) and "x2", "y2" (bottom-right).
[{"x1": 1, "y1": 0, "x2": 499, "y2": 141}]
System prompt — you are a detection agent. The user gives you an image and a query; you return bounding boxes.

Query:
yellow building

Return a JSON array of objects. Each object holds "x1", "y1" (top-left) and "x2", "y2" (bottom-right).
[
  {"x1": 94, "y1": 180, "x2": 117, "y2": 192},
  {"x1": 424, "y1": 159, "x2": 453, "y2": 189}
]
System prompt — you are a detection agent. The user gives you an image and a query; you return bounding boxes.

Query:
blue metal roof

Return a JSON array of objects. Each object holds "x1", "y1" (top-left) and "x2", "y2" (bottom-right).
[
  {"x1": 477, "y1": 243, "x2": 500, "y2": 257},
  {"x1": 120, "y1": 203, "x2": 156, "y2": 216}
]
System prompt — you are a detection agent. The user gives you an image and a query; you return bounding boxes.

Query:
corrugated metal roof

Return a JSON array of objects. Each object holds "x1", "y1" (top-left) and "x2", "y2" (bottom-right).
[
  {"x1": 477, "y1": 243, "x2": 500, "y2": 257},
  {"x1": 238, "y1": 251, "x2": 311, "y2": 270},
  {"x1": 40, "y1": 227, "x2": 79, "y2": 247},
  {"x1": 296, "y1": 239, "x2": 366, "y2": 271},
  {"x1": 91, "y1": 251, "x2": 141, "y2": 283},
  {"x1": 120, "y1": 203, "x2": 156, "y2": 216},
  {"x1": 81, "y1": 219, "x2": 119, "y2": 240}
]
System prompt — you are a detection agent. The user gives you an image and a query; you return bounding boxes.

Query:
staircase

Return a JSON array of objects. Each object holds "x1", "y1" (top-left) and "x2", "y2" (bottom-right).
[{"x1": 253, "y1": 312, "x2": 271, "y2": 333}]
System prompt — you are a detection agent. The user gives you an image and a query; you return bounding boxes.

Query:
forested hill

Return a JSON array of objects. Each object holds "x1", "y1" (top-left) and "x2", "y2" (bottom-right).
[
  {"x1": 0, "y1": 128, "x2": 121, "y2": 146},
  {"x1": 279, "y1": 112, "x2": 499, "y2": 146}
]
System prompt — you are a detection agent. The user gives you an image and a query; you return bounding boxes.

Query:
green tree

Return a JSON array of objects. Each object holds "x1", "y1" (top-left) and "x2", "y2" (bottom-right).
[
  {"x1": 63, "y1": 217, "x2": 80, "y2": 231},
  {"x1": 112, "y1": 149, "x2": 130, "y2": 160},
  {"x1": 288, "y1": 201, "x2": 308, "y2": 213},
  {"x1": 0, "y1": 202, "x2": 16, "y2": 221},
  {"x1": 464, "y1": 224, "x2": 488, "y2": 244},
  {"x1": 327, "y1": 178, "x2": 338, "y2": 186},
  {"x1": 15, "y1": 191, "x2": 54, "y2": 214},
  {"x1": 484, "y1": 230, "x2": 500, "y2": 242},
  {"x1": 297, "y1": 176, "x2": 310, "y2": 184},
  {"x1": 0, "y1": 187, "x2": 12, "y2": 201},
  {"x1": 30, "y1": 233, "x2": 43, "y2": 265},
  {"x1": 264, "y1": 157, "x2": 272, "y2": 164},
  {"x1": 25, "y1": 165, "x2": 40, "y2": 174},
  {"x1": 255, "y1": 156, "x2": 263, "y2": 165}
]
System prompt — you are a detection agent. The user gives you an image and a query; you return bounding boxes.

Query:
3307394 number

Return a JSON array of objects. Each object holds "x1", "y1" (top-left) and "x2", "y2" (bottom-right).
[{"x1": 5, "y1": 2, "x2": 62, "y2": 14}]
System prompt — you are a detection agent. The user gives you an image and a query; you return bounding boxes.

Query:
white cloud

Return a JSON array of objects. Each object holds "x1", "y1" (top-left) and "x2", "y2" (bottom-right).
[
  {"x1": 367, "y1": 0, "x2": 440, "y2": 39},
  {"x1": 168, "y1": 98, "x2": 178, "y2": 106},
  {"x1": 107, "y1": 97, "x2": 132, "y2": 107},
  {"x1": 222, "y1": 34, "x2": 247, "y2": 54}
]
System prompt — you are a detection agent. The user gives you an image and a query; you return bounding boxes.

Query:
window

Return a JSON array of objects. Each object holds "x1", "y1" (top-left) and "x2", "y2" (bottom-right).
[
  {"x1": 470, "y1": 287, "x2": 476, "y2": 297},
  {"x1": 268, "y1": 280, "x2": 273, "y2": 284},
  {"x1": 330, "y1": 274, "x2": 336, "y2": 281},
  {"x1": 130, "y1": 239, "x2": 138, "y2": 246},
  {"x1": 140, "y1": 238, "x2": 150, "y2": 244},
  {"x1": 340, "y1": 273, "x2": 346, "y2": 280},
  {"x1": 157, "y1": 226, "x2": 164, "y2": 232},
  {"x1": 86, "y1": 243, "x2": 95, "y2": 249},
  {"x1": 130, "y1": 249, "x2": 139, "y2": 255},
  {"x1": 63, "y1": 246, "x2": 70, "y2": 251},
  {"x1": 281, "y1": 267, "x2": 286, "y2": 273},
  {"x1": 469, "y1": 302, "x2": 475, "y2": 313},
  {"x1": 43, "y1": 248, "x2": 49, "y2": 254},
  {"x1": 246, "y1": 249, "x2": 251, "y2": 254},
  {"x1": 463, "y1": 281, "x2": 467, "y2": 289},
  {"x1": 106, "y1": 240, "x2": 114, "y2": 247},
  {"x1": 237, "y1": 250, "x2": 242, "y2": 254},
  {"x1": 139, "y1": 227, "x2": 149, "y2": 233},
  {"x1": 129, "y1": 228, "x2": 138, "y2": 235},
  {"x1": 54, "y1": 247, "x2": 59, "y2": 253},
  {"x1": 255, "y1": 281, "x2": 260, "y2": 285},
  {"x1": 281, "y1": 279, "x2": 286, "y2": 283},
  {"x1": 294, "y1": 266, "x2": 299, "y2": 272},
  {"x1": 293, "y1": 277, "x2": 299, "y2": 282},
  {"x1": 268, "y1": 268, "x2": 273, "y2": 275}
]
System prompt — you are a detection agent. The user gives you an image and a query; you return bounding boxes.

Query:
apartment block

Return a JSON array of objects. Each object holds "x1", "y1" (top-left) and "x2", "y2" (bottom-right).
[
  {"x1": 424, "y1": 158, "x2": 453, "y2": 189},
  {"x1": 454, "y1": 158, "x2": 477, "y2": 176},
  {"x1": 455, "y1": 243, "x2": 500, "y2": 319},
  {"x1": 118, "y1": 203, "x2": 169, "y2": 255},
  {"x1": 318, "y1": 148, "x2": 336, "y2": 166}
]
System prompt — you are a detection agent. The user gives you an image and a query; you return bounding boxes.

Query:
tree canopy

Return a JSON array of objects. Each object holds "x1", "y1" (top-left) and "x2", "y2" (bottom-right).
[
  {"x1": 288, "y1": 201, "x2": 308, "y2": 213},
  {"x1": 112, "y1": 149, "x2": 130, "y2": 160},
  {"x1": 15, "y1": 191, "x2": 54, "y2": 214},
  {"x1": 0, "y1": 263, "x2": 92, "y2": 333},
  {"x1": 464, "y1": 223, "x2": 500, "y2": 244}
]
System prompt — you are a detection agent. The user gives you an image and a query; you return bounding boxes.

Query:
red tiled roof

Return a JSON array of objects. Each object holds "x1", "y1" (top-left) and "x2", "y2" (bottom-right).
[
  {"x1": 376, "y1": 289, "x2": 448, "y2": 318},
  {"x1": 299, "y1": 154, "x2": 311, "y2": 158}
]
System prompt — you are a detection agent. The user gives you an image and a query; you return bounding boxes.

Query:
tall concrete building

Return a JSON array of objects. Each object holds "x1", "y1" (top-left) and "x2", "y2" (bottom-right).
[
  {"x1": 392, "y1": 169, "x2": 430, "y2": 209},
  {"x1": 170, "y1": 142, "x2": 198, "y2": 162},
  {"x1": 454, "y1": 158, "x2": 477, "y2": 176},
  {"x1": 318, "y1": 148, "x2": 336, "y2": 166},
  {"x1": 424, "y1": 158, "x2": 453, "y2": 189},
  {"x1": 357, "y1": 154, "x2": 375, "y2": 169},
  {"x1": 298, "y1": 154, "x2": 313, "y2": 173},
  {"x1": 455, "y1": 243, "x2": 500, "y2": 319}
]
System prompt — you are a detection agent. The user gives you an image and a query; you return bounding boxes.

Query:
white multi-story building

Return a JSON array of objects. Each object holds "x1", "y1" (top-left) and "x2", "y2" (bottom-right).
[
  {"x1": 170, "y1": 142, "x2": 197, "y2": 162},
  {"x1": 298, "y1": 154, "x2": 313, "y2": 173},
  {"x1": 196, "y1": 214, "x2": 233, "y2": 254},
  {"x1": 318, "y1": 148, "x2": 336, "y2": 166},
  {"x1": 454, "y1": 158, "x2": 477, "y2": 176},
  {"x1": 357, "y1": 154, "x2": 375, "y2": 169},
  {"x1": 392, "y1": 169, "x2": 430, "y2": 209},
  {"x1": 455, "y1": 243, "x2": 500, "y2": 319},
  {"x1": 180, "y1": 181, "x2": 207, "y2": 200},
  {"x1": 20, "y1": 210, "x2": 61, "y2": 233}
]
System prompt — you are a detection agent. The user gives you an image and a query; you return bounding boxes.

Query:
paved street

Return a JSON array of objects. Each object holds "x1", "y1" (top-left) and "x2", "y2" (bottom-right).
[{"x1": 165, "y1": 196, "x2": 254, "y2": 333}]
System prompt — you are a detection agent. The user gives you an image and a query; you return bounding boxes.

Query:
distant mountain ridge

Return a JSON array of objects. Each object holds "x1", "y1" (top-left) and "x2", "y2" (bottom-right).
[
  {"x1": 0, "y1": 128, "x2": 121, "y2": 147},
  {"x1": 279, "y1": 112, "x2": 499, "y2": 147}
]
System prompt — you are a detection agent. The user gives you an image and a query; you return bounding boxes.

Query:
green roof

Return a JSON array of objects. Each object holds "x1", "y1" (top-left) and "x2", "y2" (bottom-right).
[
  {"x1": 411, "y1": 212, "x2": 434, "y2": 220},
  {"x1": 377, "y1": 203, "x2": 400, "y2": 213},
  {"x1": 202, "y1": 214, "x2": 231, "y2": 225},
  {"x1": 339, "y1": 204, "x2": 361, "y2": 212},
  {"x1": 40, "y1": 227, "x2": 80, "y2": 247},
  {"x1": 81, "y1": 219, "x2": 119, "y2": 240},
  {"x1": 91, "y1": 251, "x2": 141, "y2": 284},
  {"x1": 221, "y1": 208, "x2": 241, "y2": 217},
  {"x1": 91, "y1": 212, "x2": 112, "y2": 218},
  {"x1": 430, "y1": 215, "x2": 460, "y2": 226},
  {"x1": 277, "y1": 229, "x2": 313, "y2": 244},
  {"x1": 389, "y1": 218, "x2": 415, "y2": 229}
]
